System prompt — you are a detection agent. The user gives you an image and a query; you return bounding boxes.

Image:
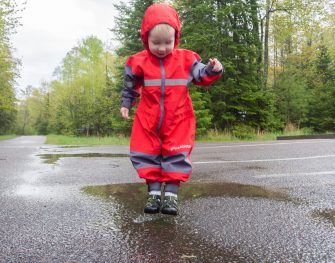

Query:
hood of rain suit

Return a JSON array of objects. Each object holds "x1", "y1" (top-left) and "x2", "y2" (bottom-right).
[{"x1": 140, "y1": 3, "x2": 181, "y2": 51}]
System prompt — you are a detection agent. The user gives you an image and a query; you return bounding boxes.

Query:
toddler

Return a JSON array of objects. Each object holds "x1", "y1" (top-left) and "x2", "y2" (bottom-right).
[{"x1": 120, "y1": 3, "x2": 223, "y2": 215}]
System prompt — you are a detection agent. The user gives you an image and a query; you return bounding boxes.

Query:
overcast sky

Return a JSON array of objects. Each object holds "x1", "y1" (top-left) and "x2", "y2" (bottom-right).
[{"x1": 12, "y1": 0, "x2": 122, "y2": 94}]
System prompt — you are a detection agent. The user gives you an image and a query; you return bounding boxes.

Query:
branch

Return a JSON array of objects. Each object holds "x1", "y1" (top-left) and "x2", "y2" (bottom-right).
[{"x1": 261, "y1": 7, "x2": 292, "y2": 21}]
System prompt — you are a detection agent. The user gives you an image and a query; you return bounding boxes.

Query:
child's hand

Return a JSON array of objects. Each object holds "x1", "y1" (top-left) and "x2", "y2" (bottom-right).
[
  {"x1": 209, "y1": 58, "x2": 223, "y2": 72},
  {"x1": 120, "y1": 107, "x2": 130, "y2": 120}
]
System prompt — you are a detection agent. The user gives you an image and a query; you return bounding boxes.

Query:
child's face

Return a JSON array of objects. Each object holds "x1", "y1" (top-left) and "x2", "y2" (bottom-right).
[{"x1": 148, "y1": 26, "x2": 175, "y2": 58}]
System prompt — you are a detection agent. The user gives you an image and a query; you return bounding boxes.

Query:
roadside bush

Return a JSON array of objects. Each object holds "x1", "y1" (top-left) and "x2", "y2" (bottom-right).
[{"x1": 232, "y1": 124, "x2": 256, "y2": 140}]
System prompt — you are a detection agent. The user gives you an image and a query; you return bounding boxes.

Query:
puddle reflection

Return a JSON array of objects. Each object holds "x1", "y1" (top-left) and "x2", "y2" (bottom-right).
[
  {"x1": 37, "y1": 153, "x2": 129, "y2": 164},
  {"x1": 83, "y1": 181, "x2": 292, "y2": 206},
  {"x1": 58, "y1": 146, "x2": 84, "y2": 148},
  {"x1": 82, "y1": 182, "x2": 293, "y2": 262},
  {"x1": 312, "y1": 209, "x2": 335, "y2": 226}
]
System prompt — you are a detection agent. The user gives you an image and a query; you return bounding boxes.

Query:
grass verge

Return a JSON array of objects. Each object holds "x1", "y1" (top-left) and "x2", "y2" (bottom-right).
[
  {"x1": 0, "y1": 135, "x2": 17, "y2": 141},
  {"x1": 196, "y1": 128, "x2": 315, "y2": 142},
  {"x1": 47, "y1": 129, "x2": 316, "y2": 146},
  {"x1": 46, "y1": 134, "x2": 130, "y2": 146}
]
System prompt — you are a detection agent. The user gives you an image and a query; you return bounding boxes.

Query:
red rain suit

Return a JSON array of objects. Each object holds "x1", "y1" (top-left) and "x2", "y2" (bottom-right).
[{"x1": 121, "y1": 4, "x2": 223, "y2": 183}]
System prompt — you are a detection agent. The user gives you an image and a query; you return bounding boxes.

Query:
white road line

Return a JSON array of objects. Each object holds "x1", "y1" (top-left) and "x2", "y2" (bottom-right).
[
  {"x1": 196, "y1": 140, "x2": 335, "y2": 149},
  {"x1": 254, "y1": 171, "x2": 335, "y2": 179},
  {"x1": 193, "y1": 154, "x2": 335, "y2": 164}
]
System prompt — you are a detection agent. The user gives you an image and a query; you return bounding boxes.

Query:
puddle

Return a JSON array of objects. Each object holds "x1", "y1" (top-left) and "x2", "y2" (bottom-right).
[
  {"x1": 312, "y1": 209, "x2": 335, "y2": 226},
  {"x1": 82, "y1": 182, "x2": 293, "y2": 206},
  {"x1": 81, "y1": 182, "x2": 295, "y2": 262},
  {"x1": 37, "y1": 153, "x2": 129, "y2": 164},
  {"x1": 58, "y1": 145, "x2": 84, "y2": 148},
  {"x1": 40, "y1": 146, "x2": 84, "y2": 150}
]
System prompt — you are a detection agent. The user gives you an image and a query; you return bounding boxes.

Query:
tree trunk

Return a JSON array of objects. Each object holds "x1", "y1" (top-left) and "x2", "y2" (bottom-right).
[{"x1": 263, "y1": 0, "x2": 271, "y2": 90}]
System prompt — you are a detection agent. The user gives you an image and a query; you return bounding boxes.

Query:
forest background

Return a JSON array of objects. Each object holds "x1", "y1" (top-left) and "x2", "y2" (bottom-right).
[{"x1": 1, "y1": 0, "x2": 335, "y2": 140}]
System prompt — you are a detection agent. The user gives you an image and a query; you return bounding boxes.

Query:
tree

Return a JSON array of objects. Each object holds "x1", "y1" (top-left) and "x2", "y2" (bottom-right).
[
  {"x1": 306, "y1": 44, "x2": 335, "y2": 132},
  {"x1": 176, "y1": 0, "x2": 276, "y2": 133},
  {"x1": 112, "y1": 0, "x2": 155, "y2": 57},
  {"x1": 273, "y1": 68, "x2": 309, "y2": 128},
  {"x1": 19, "y1": 36, "x2": 120, "y2": 136},
  {"x1": 0, "y1": 0, "x2": 22, "y2": 134},
  {"x1": 50, "y1": 36, "x2": 114, "y2": 135},
  {"x1": 269, "y1": 0, "x2": 330, "y2": 131}
]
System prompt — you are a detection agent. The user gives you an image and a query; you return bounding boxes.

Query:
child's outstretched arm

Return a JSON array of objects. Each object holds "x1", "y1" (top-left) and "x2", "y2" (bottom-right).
[
  {"x1": 208, "y1": 58, "x2": 223, "y2": 72},
  {"x1": 120, "y1": 64, "x2": 142, "y2": 120},
  {"x1": 191, "y1": 56, "x2": 224, "y2": 86}
]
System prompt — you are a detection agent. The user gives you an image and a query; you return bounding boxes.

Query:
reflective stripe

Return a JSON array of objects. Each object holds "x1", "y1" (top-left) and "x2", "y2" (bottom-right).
[
  {"x1": 131, "y1": 151, "x2": 192, "y2": 174},
  {"x1": 124, "y1": 66, "x2": 135, "y2": 87},
  {"x1": 130, "y1": 151, "x2": 161, "y2": 169},
  {"x1": 144, "y1": 79, "x2": 161, "y2": 86},
  {"x1": 161, "y1": 152, "x2": 192, "y2": 174},
  {"x1": 144, "y1": 79, "x2": 189, "y2": 86},
  {"x1": 122, "y1": 65, "x2": 142, "y2": 109},
  {"x1": 166, "y1": 79, "x2": 188, "y2": 86}
]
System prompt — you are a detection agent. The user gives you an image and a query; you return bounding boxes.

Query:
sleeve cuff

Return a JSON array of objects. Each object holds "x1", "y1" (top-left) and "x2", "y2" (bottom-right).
[
  {"x1": 205, "y1": 64, "x2": 224, "y2": 76},
  {"x1": 121, "y1": 98, "x2": 132, "y2": 110}
]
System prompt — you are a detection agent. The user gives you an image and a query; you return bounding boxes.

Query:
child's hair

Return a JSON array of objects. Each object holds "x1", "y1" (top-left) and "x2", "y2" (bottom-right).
[{"x1": 149, "y1": 23, "x2": 175, "y2": 36}]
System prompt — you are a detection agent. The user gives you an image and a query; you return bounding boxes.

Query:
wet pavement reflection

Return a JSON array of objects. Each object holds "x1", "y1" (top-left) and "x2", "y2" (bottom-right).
[
  {"x1": 82, "y1": 182, "x2": 295, "y2": 262},
  {"x1": 37, "y1": 153, "x2": 129, "y2": 164},
  {"x1": 83, "y1": 182, "x2": 294, "y2": 203},
  {"x1": 312, "y1": 209, "x2": 335, "y2": 226}
]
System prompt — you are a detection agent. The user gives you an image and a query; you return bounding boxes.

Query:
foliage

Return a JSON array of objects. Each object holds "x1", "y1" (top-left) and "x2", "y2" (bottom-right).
[
  {"x1": 17, "y1": 36, "x2": 123, "y2": 136},
  {"x1": 112, "y1": 0, "x2": 155, "y2": 57},
  {"x1": 175, "y1": 0, "x2": 277, "y2": 133},
  {"x1": 46, "y1": 134, "x2": 130, "y2": 145},
  {"x1": 0, "y1": 0, "x2": 22, "y2": 134},
  {"x1": 0, "y1": 134, "x2": 16, "y2": 141},
  {"x1": 305, "y1": 44, "x2": 335, "y2": 132},
  {"x1": 232, "y1": 124, "x2": 257, "y2": 140},
  {"x1": 273, "y1": 67, "x2": 309, "y2": 128},
  {"x1": 15, "y1": 0, "x2": 335, "y2": 137}
]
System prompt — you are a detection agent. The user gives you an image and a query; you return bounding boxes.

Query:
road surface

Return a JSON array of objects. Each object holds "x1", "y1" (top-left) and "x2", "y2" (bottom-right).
[{"x1": 0, "y1": 136, "x2": 334, "y2": 262}]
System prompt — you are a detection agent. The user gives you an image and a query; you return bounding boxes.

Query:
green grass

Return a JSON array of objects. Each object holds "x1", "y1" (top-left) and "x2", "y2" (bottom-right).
[
  {"x1": 46, "y1": 128, "x2": 318, "y2": 146},
  {"x1": 196, "y1": 132, "x2": 243, "y2": 142},
  {"x1": 196, "y1": 128, "x2": 315, "y2": 142},
  {"x1": 46, "y1": 134, "x2": 130, "y2": 145},
  {"x1": 0, "y1": 135, "x2": 17, "y2": 141}
]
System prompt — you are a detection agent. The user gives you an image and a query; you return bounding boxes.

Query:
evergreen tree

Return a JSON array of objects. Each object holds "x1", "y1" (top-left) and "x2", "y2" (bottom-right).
[
  {"x1": 306, "y1": 44, "x2": 335, "y2": 132},
  {"x1": 273, "y1": 66, "x2": 309, "y2": 129},
  {"x1": 174, "y1": 1, "x2": 216, "y2": 135},
  {"x1": 112, "y1": 0, "x2": 155, "y2": 57},
  {"x1": 176, "y1": 0, "x2": 275, "y2": 132}
]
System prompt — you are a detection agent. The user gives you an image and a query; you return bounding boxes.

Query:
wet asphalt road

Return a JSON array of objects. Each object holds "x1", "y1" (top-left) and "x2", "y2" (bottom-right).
[{"x1": 0, "y1": 136, "x2": 334, "y2": 263}]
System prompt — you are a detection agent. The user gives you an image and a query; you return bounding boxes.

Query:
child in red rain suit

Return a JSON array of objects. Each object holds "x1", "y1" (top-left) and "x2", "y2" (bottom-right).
[{"x1": 120, "y1": 3, "x2": 223, "y2": 215}]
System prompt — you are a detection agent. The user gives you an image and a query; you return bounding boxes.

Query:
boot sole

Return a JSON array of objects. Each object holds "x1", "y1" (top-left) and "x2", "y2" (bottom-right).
[
  {"x1": 161, "y1": 208, "x2": 178, "y2": 215},
  {"x1": 144, "y1": 208, "x2": 160, "y2": 214}
]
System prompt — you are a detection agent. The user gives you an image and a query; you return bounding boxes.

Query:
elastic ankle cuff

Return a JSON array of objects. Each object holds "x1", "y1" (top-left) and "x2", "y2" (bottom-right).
[
  {"x1": 165, "y1": 182, "x2": 179, "y2": 194},
  {"x1": 149, "y1": 190, "x2": 161, "y2": 196},
  {"x1": 165, "y1": 192, "x2": 178, "y2": 197}
]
